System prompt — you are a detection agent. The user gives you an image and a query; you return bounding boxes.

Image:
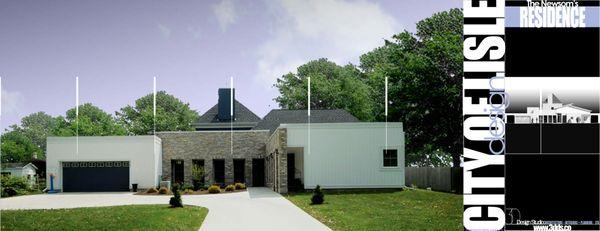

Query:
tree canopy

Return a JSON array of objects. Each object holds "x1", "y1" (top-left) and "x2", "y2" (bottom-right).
[
  {"x1": 274, "y1": 58, "x2": 375, "y2": 121},
  {"x1": 116, "y1": 91, "x2": 199, "y2": 135},
  {"x1": 2, "y1": 91, "x2": 198, "y2": 162},
  {"x1": 1, "y1": 130, "x2": 43, "y2": 163},
  {"x1": 53, "y1": 103, "x2": 127, "y2": 136},
  {"x1": 7, "y1": 112, "x2": 56, "y2": 158}
]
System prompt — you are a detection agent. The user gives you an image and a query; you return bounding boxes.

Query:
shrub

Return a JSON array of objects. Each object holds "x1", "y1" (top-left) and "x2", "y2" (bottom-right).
[
  {"x1": 1, "y1": 175, "x2": 30, "y2": 190},
  {"x1": 0, "y1": 175, "x2": 31, "y2": 197},
  {"x1": 169, "y1": 184, "x2": 183, "y2": 208},
  {"x1": 183, "y1": 189, "x2": 195, "y2": 194},
  {"x1": 225, "y1": 184, "x2": 235, "y2": 192},
  {"x1": 234, "y1": 183, "x2": 246, "y2": 190},
  {"x1": 158, "y1": 187, "x2": 169, "y2": 194},
  {"x1": 208, "y1": 185, "x2": 221, "y2": 194},
  {"x1": 181, "y1": 184, "x2": 194, "y2": 191},
  {"x1": 2, "y1": 187, "x2": 18, "y2": 197},
  {"x1": 311, "y1": 185, "x2": 324, "y2": 205},
  {"x1": 145, "y1": 188, "x2": 158, "y2": 194}
]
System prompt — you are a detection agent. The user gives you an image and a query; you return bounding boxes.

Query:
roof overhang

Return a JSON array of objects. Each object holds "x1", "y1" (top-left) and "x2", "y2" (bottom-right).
[{"x1": 193, "y1": 122, "x2": 258, "y2": 130}]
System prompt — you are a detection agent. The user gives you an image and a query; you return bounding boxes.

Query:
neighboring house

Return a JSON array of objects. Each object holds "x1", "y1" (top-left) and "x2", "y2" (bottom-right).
[
  {"x1": 1, "y1": 163, "x2": 38, "y2": 185},
  {"x1": 512, "y1": 93, "x2": 596, "y2": 124},
  {"x1": 46, "y1": 88, "x2": 405, "y2": 193}
]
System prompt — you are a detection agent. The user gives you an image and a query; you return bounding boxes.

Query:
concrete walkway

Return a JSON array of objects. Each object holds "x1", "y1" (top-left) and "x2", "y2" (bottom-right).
[{"x1": 0, "y1": 187, "x2": 330, "y2": 231}]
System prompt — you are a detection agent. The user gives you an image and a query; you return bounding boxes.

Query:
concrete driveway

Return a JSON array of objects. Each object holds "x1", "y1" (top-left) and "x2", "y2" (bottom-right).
[{"x1": 0, "y1": 187, "x2": 330, "y2": 231}]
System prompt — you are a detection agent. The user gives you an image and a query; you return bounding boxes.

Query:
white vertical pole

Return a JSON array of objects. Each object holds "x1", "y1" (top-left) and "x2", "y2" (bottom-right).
[
  {"x1": 230, "y1": 76, "x2": 234, "y2": 117},
  {"x1": 385, "y1": 76, "x2": 388, "y2": 149},
  {"x1": 76, "y1": 76, "x2": 79, "y2": 155},
  {"x1": 307, "y1": 76, "x2": 310, "y2": 156},
  {"x1": 153, "y1": 76, "x2": 157, "y2": 135},
  {"x1": 307, "y1": 77, "x2": 311, "y2": 117},
  {"x1": 230, "y1": 76, "x2": 233, "y2": 156},
  {"x1": 385, "y1": 76, "x2": 388, "y2": 117}
]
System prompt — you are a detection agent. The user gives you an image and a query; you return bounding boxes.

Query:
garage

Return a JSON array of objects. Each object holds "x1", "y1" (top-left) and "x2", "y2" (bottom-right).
[
  {"x1": 46, "y1": 136, "x2": 161, "y2": 192},
  {"x1": 62, "y1": 161, "x2": 130, "y2": 192}
]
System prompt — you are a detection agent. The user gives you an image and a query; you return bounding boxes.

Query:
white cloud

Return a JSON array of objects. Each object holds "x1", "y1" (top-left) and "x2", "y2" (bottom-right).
[
  {"x1": 157, "y1": 23, "x2": 172, "y2": 38},
  {"x1": 255, "y1": 0, "x2": 400, "y2": 86},
  {"x1": 213, "y1": 0, "x2": 237, "y2": 32},
  {"x1": 1, "y1": 89, "x2": 25, "y2": 116}
]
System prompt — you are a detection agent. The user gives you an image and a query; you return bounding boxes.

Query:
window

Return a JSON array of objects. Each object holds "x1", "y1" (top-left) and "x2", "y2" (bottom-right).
[
  {"x1": 383, "y1": 149, "x2": 398, "y2": 167},
  {"x1": 213, "y1": 159, "x2": 225, "y2": 184}
]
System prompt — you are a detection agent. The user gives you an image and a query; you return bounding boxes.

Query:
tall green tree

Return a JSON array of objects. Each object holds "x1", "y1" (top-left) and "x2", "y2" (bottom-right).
[
  {"x1": 274, "y1": 58, "x2": 374, "y2": 121},
  {"x1": 1, "y1": 130, "x2": 43, "y2": 162},
  {"x1": 360, "y1": 9, "x2": 463, "y2": 167},
  {"x1": 116, "y1": 91, "x2": 199, "y2": 135},
  {"x1": 53, "y1": 103, "x2": 127, "y2": 136},
  {"x1": 9, "y1": 112, "x2": 57, "y2": 155}
]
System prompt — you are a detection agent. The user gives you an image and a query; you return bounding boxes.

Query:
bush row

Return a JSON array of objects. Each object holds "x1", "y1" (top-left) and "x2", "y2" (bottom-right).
[
  {"x1": 143, "y1": 183, "x2": 247, "y2": 194},
  {"x1": 0, "y1": 175, "x2": 38, "y2": 197}
]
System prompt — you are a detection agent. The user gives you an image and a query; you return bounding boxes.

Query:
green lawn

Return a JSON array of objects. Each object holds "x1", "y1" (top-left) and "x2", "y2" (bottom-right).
[
  {"x1": 1, "y1": 204, "x2": 208, "y2": 231},
  {"x1": 286, "y1": 188, "x2": 462, "y2": 230}
]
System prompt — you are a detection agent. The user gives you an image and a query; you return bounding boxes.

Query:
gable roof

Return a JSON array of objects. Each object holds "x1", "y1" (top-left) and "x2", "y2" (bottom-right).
[
  {"x1": 1, "y1": 162, "x2": 38, "y2": 170},
  {"x1": 544, "y1": 93, "x2": 562, "y2": 104},
  {"x1": 255, "y1": 109, "x2": 360, "y2": 133},
  {"x1": 556, "y1": 103, "x2": 592, "y2": 113},
  {"x1": 196, "y1": 100, "x2": 261, "y2": 124}
]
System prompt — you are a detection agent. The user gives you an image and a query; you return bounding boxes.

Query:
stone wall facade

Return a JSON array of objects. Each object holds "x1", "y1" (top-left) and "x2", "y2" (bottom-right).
[
  {"x1": 157, "y1": 131, "x2": 269, "y2": 186},
  {"x1": 265, "y1": 128, "x2": 288, "y2": 193}
]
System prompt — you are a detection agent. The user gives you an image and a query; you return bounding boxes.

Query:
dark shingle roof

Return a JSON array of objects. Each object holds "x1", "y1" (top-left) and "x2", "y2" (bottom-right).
[
  {"x1": 196, "y1": 100, "x2": 261, "y2": 124},
  {"x1": 255, "y1": 109, "x2": 359, "y2": 133}
]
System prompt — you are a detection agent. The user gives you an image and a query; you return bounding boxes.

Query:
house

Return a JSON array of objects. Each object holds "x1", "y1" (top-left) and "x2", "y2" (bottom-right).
[
  {"x1": 46, "y1": 88, "x2": 405, "y2": 193},
  {"x1": 512, "y1": 93, "x2": 595, "y2": 124},
  {"x1": 1, "y1": 163, "x2": 38, "y2": 185}
]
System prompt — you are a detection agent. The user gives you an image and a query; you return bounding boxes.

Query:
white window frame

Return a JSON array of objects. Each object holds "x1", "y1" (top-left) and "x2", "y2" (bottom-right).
[{"x1": 380, "y1": 146, "x2": 401, "y2": 169}]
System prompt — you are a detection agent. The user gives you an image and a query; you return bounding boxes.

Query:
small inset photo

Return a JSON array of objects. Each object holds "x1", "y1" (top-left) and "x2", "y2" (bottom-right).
[{"x1": 505, "y1": 77, "x2": 600, "y2": 154}]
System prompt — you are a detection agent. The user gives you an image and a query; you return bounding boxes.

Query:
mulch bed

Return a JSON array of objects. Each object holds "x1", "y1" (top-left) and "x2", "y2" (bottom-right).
[{"x1": 134, "y1": 189, "x2": 246, "y2": 196}]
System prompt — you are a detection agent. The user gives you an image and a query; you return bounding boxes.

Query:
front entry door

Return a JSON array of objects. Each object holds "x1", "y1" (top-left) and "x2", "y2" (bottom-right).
[
  {"x1": 171, "y1": 160, "x2": 184, "y2": 184},
  {"x1": 252, "y1": 159, "x2": 265, "y2": 187},
  {"x1": 287, "y1": 153, "x2": 297, "y2": 191},
  {"x1": 233, "y1": 159, "x2": 245, "y2": 183},
  {"x1": 213, "y1": 159, "x2": 225, "y2": 185}
]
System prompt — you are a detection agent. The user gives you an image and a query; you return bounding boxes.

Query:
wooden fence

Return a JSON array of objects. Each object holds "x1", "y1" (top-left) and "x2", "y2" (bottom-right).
[{"x1": 405, "y1": 167, "x2": 462, "y2": 194}]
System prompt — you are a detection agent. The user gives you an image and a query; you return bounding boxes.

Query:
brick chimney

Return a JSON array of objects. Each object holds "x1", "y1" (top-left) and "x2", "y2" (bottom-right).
[{"x1": 218, "y1": 88, "x2": 235, "y2": 121}]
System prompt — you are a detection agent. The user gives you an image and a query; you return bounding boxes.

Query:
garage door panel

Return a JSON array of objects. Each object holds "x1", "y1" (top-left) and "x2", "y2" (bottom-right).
[{"x1": 62, "y1": 161, "x2": 129, "y2": 192}]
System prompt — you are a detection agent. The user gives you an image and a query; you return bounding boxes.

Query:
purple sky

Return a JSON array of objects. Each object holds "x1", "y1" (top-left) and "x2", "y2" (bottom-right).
[{"x1": 0, "y1": 0, "x2": 460, "y2": 130}]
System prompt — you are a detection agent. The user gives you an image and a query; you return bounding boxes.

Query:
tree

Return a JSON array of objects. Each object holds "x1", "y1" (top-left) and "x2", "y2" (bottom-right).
[
  {"x1": 274, "y1": 58, "x2": 375, "y2": 121},
  {"x1": 116, "y1": 91, "x2": 199, "y2": 135},
  {"x1": 360, "y1": 8, "x2": 463, "y2": 167},
  {"x1": 9, "y1": 112, "x2": 57, "y2": 156},
  {"x1": 169, "y1": 183, "x2": 183, "y2": 208},
  {"x1": 311, "y1": 185, "x2": 324, "y2": 205},
  {"x1": 53, "y1": 103, "x2": 127, "y2": 136},
  {"x1": 1, "y1": 130, "x2": 42, "y2": 162}
]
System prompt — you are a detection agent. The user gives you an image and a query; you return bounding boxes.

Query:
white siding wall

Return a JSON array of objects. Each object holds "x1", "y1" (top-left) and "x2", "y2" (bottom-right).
[
  {"x1": 283, "y1": 123, "x2": 405, "y2": 189},
  {"x1": 46, "y1": 136, "x2": 162, "y2": 190}
]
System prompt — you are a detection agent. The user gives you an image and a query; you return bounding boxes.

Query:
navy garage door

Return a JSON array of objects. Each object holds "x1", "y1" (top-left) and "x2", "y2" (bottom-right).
[{"x1": 62, "y1": 161, "x2": 129, "y2": 192}]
